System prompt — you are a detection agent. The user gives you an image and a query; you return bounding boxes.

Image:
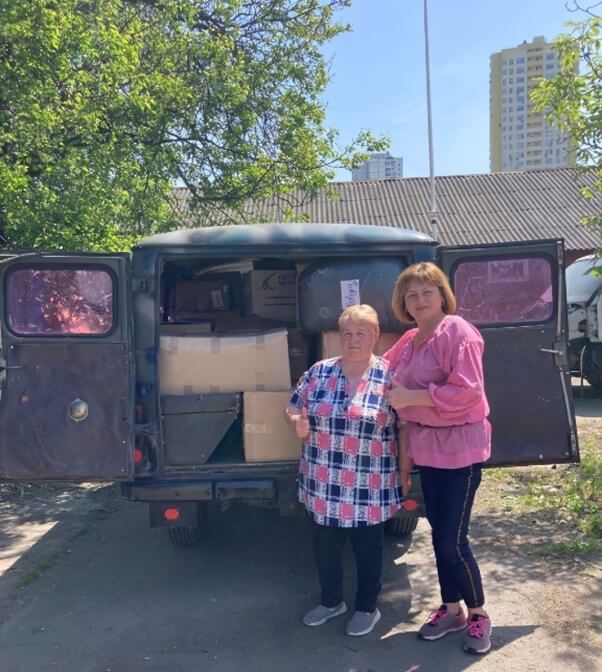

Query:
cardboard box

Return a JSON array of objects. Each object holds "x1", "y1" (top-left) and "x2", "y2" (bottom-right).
[
  {"x1": 244, "y1": 270, "x2": 297, "y2": 323},
  {"x1": 159, "y1": 329, "x2": 291, "y2": 395},
  {"x1": 173, "y1": 279, "x2": 233, "y2": 314},
  {"x1": 319, "y1": 331, "x2": 401, "y2": 359},
  {"x1": 244, "y1": 390, "x2": 301, "y2": 462}
]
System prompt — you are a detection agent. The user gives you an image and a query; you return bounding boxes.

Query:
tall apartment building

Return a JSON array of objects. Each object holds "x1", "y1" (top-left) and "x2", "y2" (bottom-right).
[
  {"x1": 351, "y1": 152, "x2": 403, "y2": 181},
  {"x1": 490, "y1": 36, "x2": 575, "y2": 172}
]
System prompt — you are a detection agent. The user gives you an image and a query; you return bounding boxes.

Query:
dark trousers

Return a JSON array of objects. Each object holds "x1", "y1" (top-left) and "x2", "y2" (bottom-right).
[
  {"x1": 311, "y1": 520, "x2": 384, "y2": 613},
  {"x1": 418, "y1": 464, "x2": 485, "y2": 609}
]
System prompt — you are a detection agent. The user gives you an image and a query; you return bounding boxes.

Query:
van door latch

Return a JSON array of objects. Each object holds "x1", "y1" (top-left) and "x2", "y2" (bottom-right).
[
  {"x1": 0, "y1": 355, "x2": 23, "y2": 384},
  {"x1": 540, "y1": 343, "x2": 568, "y2": 368}
]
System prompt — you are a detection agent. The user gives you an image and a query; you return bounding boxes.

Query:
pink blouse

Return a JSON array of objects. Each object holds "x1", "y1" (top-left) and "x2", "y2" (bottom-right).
[{"x1": 383, "y1": 315, "x2": 491, "y2": 469}]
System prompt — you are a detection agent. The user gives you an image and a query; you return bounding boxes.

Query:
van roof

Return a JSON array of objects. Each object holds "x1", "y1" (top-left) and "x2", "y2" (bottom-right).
[{"x1": 134, "y1": 223, "x2": 435, "y2": 251}]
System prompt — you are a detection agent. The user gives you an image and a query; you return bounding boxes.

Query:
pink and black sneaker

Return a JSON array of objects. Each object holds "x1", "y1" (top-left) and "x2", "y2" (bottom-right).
[
  {"x1": 463, "y1": 614, "x2": 492, "y2": 654},
  {"x1": 418, "y1": 605, "x2": 467, "y2": 640}
]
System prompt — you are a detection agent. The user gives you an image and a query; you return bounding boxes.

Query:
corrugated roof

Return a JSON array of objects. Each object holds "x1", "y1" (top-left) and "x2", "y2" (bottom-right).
[{"x1": 171, "y1": 168, "x2": 601, "y2": 251}]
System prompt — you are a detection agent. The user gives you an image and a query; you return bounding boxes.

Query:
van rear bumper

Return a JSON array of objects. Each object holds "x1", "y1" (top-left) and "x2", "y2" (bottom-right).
[
  {"x1": 123, "y1": 474, "x2": 301, "y2": 527},
  {"x1": 122, "y1": 476, "x2": 287, "y2": 503}
]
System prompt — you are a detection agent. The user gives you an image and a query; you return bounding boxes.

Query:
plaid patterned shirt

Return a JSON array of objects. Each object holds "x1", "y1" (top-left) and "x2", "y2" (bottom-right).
[{"x1": 289, "y1": 357, "x2": 403, "y2": 527}]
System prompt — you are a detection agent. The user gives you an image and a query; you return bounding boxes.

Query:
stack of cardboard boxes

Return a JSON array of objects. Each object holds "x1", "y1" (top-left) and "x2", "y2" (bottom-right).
[
  {"x1": 159, "y1": 267, "x2": 304, "y2": 463},
  {"x1": 159, "y1": 264, "x2": 403, "y2": 464}
]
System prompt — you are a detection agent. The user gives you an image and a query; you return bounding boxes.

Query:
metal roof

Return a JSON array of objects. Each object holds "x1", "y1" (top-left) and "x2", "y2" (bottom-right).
[{"x1": 171, "y1": 168, "x2": 600, "y2": 251}]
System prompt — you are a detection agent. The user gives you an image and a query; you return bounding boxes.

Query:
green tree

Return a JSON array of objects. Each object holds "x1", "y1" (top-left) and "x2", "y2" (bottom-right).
[
  {"x1": 0, "y1": 0, "x2": 385, "y2": 251},
  {"x1": 531, "y1": 7, "x2": 601, "y2": 262}
]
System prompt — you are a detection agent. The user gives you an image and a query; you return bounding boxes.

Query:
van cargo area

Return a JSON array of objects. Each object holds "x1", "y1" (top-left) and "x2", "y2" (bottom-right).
[{"x1": 156, "y1": 255, "x2": 405, "y2": 470}]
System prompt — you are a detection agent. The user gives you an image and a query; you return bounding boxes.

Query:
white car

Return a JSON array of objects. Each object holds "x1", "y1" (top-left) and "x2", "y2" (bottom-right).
[{"x1": 566, "y1": 255, "x2": 602, "y2": 389}]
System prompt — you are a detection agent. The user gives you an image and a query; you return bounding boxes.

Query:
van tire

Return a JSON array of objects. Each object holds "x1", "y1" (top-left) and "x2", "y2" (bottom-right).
[
  {"x1": 385, "y1": 515, "x2": 418, "y2": 536},
  {"x1": 585, "y1": 365, "x2": 602, "y2": 391}
]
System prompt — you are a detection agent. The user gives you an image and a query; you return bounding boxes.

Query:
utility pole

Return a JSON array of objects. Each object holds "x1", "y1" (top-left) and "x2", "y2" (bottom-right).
[{"x1": 423, "y1": 0, "x2": 439, "y2": 242}]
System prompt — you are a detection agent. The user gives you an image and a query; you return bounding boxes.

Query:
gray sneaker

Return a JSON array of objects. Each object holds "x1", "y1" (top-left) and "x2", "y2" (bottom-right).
[
  {"x1": 345, "y1": 608, "x2": 381, "y2": 636},
  {"x1": 463, "y1": 614, "x2": 492, "y2": 654},
  {"x1": 418, "y1": 605, "x2": 467, "y2": 640},
  {"x1": 303, "y1": 601, "x2": 347, "y2": 626}
]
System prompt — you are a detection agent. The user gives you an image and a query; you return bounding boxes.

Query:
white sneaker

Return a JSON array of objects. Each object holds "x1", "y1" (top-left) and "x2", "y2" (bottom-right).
[
  {"x1": 303, "y1": 601, "x2": 347, "y2": 626},
  {"x1": 346, "y1": 608, "x2": 381, "y2": 636}
]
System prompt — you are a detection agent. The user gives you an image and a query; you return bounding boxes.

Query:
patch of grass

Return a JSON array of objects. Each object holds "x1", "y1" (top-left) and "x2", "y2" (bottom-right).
[
  {"x1": 532, "y1": 539, "x2": 602, "y2": 556},
  {"x1": 18, "y1": 557, "x2": 56, "y2": 588},
  {"x1": 484, "y1": 436, "x2": 601, "y2": 556}
]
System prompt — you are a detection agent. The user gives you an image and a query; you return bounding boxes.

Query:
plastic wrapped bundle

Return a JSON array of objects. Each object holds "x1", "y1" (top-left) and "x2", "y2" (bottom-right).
[{"x1": 297, "y1": 258, "x2": 406, "y2": 333}]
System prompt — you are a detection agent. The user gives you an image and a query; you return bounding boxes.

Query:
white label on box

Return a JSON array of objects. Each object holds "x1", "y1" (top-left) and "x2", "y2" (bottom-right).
[
  {"x1": 210, "y1": 288, "x2": 225, "y2": 309},
  {"x1": 340, "y1": 279, "x2": 360, "y2": 308}
]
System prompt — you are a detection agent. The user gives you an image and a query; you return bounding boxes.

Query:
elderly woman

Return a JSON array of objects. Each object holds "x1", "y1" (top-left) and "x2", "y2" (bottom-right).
[
  {"x1": 384, "y1": 262, "x2": 492, "y2": 655},
  {"x1": 286, "y1": 304, "x2": 403, "y2": 637}
]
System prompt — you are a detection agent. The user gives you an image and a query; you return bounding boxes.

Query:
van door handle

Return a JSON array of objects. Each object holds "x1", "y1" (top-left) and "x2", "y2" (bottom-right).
[{"x1": 0, "y1": 358, "x2": 23, "y2": 371}]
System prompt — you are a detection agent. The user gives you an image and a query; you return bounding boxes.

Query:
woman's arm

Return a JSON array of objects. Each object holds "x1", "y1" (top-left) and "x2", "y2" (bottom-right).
[{"x1": 397, "y1": 421, "x2": 413, "y2": 497}]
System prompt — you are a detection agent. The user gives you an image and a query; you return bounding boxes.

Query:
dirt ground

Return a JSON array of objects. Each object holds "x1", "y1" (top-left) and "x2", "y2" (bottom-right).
[
  {"x1": 0, "y1": 384, "x2": 599, "y2": 672},
  {"x1": 473, "y1": 411, "x2": 601, "y2": 653}
]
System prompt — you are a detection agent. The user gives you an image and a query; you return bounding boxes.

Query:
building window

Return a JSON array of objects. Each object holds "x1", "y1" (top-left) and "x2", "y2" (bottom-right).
[
  {"x1": 517, "y1": 57, "x2": 525, "y2": 64},
  {"x1": 517, "y1": 67, "x2": 524, "y2": 74}
]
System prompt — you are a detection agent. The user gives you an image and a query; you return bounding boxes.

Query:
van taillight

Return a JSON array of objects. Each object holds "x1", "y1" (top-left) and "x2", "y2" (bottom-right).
[
  {"x1": 164, "y1": 508, "x2": 180, "y2": 521},
  {"x1": 134, "y1": 435, "x2": 145, "y2": 465},
  {"x1": 135, "y1": 404, "x2": 143, "y2": 422}
]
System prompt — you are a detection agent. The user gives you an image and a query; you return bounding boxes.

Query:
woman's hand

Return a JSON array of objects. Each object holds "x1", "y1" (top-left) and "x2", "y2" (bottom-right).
[
  {"x1": 400, "y1": 470, "x2": 412, "y2": 498},
  {"x1": 291, "y1": 407, "x2": 310, "y2": 440},
  {"x1": 386, "y1": 378, "x2": 415, "y2": 410},
  {"x1": 386, "y1": 379, "x2": 435, "y2": 410}
]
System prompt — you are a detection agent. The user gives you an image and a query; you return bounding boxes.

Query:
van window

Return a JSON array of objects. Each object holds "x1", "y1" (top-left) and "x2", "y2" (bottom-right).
[
  {"x1": 7, "y1": 268, "x2": 114, "y2": 336},
  {"x1": 453, "y1": 257, "x2": 553, "y2": 325}
]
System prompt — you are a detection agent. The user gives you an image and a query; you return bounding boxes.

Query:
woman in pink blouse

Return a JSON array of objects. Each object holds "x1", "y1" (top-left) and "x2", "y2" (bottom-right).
[{"x1": 384, "y1": 262, "x2": 493, "y2": 655}]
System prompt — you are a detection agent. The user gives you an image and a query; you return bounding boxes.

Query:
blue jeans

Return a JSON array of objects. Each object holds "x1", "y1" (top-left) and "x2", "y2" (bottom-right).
[{"x1": 418, "y1": 463, "x2": 485, "y2": 609}]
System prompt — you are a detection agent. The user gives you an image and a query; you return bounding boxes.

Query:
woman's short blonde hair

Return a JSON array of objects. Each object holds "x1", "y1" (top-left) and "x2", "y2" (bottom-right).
[
  {"x1": 338, "y1": 304, "x2": 380, "y2": 333},
  {"x1": 392, "y1": 262, "x2": 457, "y2": 324}
]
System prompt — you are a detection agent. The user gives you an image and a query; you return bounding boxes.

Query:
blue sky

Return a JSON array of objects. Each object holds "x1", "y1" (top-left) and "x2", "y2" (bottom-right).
[{"x1": 323, "y1": 0, "x2": 582, "y2": 180}]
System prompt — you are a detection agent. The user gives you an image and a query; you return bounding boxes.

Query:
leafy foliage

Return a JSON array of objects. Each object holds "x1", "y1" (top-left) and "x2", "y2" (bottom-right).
[
  {"x1": 531, "y1": 10, "x2": 601, "y2": 262},
  {"x1": 0, "y1": 1, "x2": 385, "y2": 251}
]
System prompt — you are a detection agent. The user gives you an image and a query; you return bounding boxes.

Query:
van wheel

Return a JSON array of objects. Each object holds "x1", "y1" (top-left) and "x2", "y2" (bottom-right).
[
  {"x1": 385, "y1": 516, "x2": 418, "y2": 536},
  {"x1": 585, "y1": 365, "x2": 602, "y2": 391}
]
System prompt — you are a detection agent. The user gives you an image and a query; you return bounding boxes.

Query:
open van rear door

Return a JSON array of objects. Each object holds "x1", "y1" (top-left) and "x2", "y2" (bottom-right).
[
  {"x1": 0, "y1": 253, "x2": 134, "y2": 480},
  {"x1": 438, "y1": 239, "x2": 578, "y2": 467}
]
